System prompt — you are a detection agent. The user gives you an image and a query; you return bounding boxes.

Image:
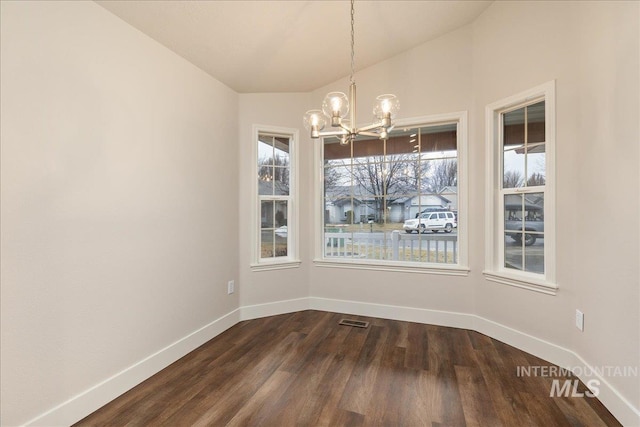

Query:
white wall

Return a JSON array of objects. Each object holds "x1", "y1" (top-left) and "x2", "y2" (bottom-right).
[
  {"x1": 238, "y1": 93, "x2": 312, "y2": 309},
  {"x1": 308, "y1": 26, "x2": 476, "y2": 326},
  {"x1": 472, "y1": 0, "x2": 639, "y2": 412},
  {"x1": 0, "y1": 2, "x2": 239, "y2": 425}
]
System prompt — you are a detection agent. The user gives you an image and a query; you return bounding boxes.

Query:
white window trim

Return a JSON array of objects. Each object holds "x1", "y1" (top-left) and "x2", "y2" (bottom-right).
[
  {"x1": 313, "y1": 111, "x2": 469, "y2": 275},
  {"x1": 484, "y1": 81, "x2": 557, "y2": 294},
  {"x1": 251, "y1": 125, "x2": 301, "y2": 271}
]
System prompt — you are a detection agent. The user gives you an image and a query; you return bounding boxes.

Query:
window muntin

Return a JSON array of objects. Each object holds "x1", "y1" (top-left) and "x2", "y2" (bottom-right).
[{"x1": 321, "y1": 121, "x2": 462, "y2": 266}]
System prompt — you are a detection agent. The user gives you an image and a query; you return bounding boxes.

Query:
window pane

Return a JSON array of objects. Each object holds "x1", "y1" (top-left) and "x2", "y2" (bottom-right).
[
  {"x1": 261, "y1": 201, "x2": 274, "y2": 229},
  {"x1": 273, "y1": 166, "x2": 289, "y2": 195},
  {"x1": 352, "y1": 158, "x2": 384, "y2": 199},
  {"x1": 324, "y1": 137, "x2": 351, "y2": 161},
  {"x1": 325, "y1": 162, "x2": 352, "y2": 188},
  {"x1": 386, "y1": 202, "x2": 406, "y2": 229},
  {"x1": 261, "y1": 230, "x2": 274, "y2": 258},
  {"x1": 274, "y1": 232, "x2": 288, "y2": 257},
  {"x1": 352, "y1": 138, "x2": 384, "y2": 159},
  {"x1": 524, "y1": 237, "x2": 544, "y2": 274},
  {"x1": 324, "y1": 230, "x2": 353, "y2": 257},
  {"x1": 425, "y1": 158, "x2": 458, "y2": 193},
  {"x1": 503, "y1": 147, "x2": 525, "y2": 188},
  {"x1": 524, "y1": 192, "x2": 544, "y2": 222},
  {"x1": 258, "y1": 135, "x2": 274, "y2": 166},
  {"x1": 504, "y1": 233, "x2": 523, "y2": 271},
  {"x1": 503, "y1": 107, "x2": 525, "y2": 148},
  {"x1": 526, "y1": 144, "x2": 546, "y2": 186},
  {"x1": 324, "y1": 197, "x2": 353, "y2": 224},
  {"x1": 274, "y1": 136, "x2": 290, "y2": 164},
  {"x1": 420, "y1": 123, "x2": 457, "y2": 153},
  {"x1": 258, "y1": 166, "x2": 274, "y2": 195},
  {"x1": 504, "y1": 194, "x2": 524, "y2": 232},
  {"x1": 274, "y1": 200, "x2": 287, "y2": 227},
  {"x1": 324, "y1": 197, "x2": 357, "y2": 225},
  {"x1": 395, "y1": 194, "x2": 420, "y2": 222},
  {"x1": 527, "y1": 101, "x2": 545, "y2": 144}
]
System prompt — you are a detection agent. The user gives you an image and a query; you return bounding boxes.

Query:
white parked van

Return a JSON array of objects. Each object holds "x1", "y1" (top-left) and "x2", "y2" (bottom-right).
[{"x1": 403, "y1": 211, "x2": 457, "y2": 233}]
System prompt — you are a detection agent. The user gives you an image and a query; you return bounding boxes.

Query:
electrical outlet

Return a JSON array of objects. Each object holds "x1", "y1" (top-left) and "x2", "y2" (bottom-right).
[
  {"x1": 227, "y1": 280, "x2": 235, "y2": 295},
  {"x1": 575, "y1": 309, "x2": 584, "y2": 331}
]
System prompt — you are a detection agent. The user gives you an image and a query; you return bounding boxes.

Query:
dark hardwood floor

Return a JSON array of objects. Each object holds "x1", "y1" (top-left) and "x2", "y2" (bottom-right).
[{"x1": 75, "y1": 310, "x2": 621, "y2": 426}]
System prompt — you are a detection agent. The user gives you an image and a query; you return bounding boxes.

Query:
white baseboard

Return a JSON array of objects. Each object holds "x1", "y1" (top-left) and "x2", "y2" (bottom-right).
[
  {"x1": 24, "y1": 297, "x2": 639, "y2": 426},
  {"x1": 309, "y1": 296, "x2": 475, "y2": 329},
  {"x1": 24, "y1": 308, "x2": 240, "y2": 427},
  {"x1": 239, "y1": 297, "x2": 309, "y2": 321},
  {"x1": 472, "y1": 315, "x2": 639, "y2": 426}
]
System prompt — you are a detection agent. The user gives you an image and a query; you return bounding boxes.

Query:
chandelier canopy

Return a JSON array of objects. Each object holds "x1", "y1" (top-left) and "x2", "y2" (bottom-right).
[{"x1": 303, "y1": 0, "x2": 399, "y2": 145}]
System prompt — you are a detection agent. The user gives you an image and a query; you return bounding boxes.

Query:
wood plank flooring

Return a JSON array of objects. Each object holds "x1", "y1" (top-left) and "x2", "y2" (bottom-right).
[{"x1": 75, "y1": 310, "x2": 621, "y2": 426}]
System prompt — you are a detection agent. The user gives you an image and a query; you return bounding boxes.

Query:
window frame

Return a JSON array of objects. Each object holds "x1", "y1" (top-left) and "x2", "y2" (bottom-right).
[
  {"x1": 251, "y1": 125, "x2": 300, "y2": 271},
  {"x1": 313, "y1": 112, "x2": 469, "y2": 275},
  {"x1": 484, "y1": 81, "x2": 557, "y2": 294}
]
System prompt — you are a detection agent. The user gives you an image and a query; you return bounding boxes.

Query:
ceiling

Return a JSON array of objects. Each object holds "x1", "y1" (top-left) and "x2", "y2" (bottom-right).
[{"x1": 96, "y1": 1, "x2": 492, "y2": 93}]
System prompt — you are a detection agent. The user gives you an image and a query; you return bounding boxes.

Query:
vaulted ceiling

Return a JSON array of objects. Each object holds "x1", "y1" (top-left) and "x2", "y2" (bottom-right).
[{"x1": 96, "y1": 1, "x2": 492, "y2": 93}]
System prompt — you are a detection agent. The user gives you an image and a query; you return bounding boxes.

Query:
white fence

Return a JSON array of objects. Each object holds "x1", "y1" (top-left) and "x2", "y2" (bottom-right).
[{"x1": 325, "y1": 230, "x2": 458, "y2": 264}]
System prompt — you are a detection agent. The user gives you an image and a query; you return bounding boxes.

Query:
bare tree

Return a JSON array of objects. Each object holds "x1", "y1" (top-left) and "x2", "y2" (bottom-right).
[
  {"x1": 526, "y1": 172, "x2": 546, "y2": 186},
  {"x1": 259, "y1": 154, "x2": 289, "y2": 194},
  {"x1": 503, "y1": 170, "x2": 524, "y2": 188},
  {"x1": 428, "y1": 159, "x2": 457, "y2": 193},
  {"x1": 350, "y1": 154, "x2": 420, "y2": 222},
  {"x1": 323, "y1": 165, "x2": 341, "y2": 192}
]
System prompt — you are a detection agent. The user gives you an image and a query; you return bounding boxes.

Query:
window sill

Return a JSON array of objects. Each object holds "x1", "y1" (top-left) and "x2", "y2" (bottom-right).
[
  {"x1": 251, "y1": 260, "x2": 302, "y2": 272},
  {"x1": 314, "y1": 258, "x2": 469, "y2": 276},
  {"x1": 483, "y1": 270, "x2": 558, "y2": 295}
]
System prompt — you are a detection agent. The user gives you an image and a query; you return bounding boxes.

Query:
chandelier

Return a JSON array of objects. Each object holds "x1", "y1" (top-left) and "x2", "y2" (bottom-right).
[{"x1": 303, "y1": 0, "x2": 399, "y2": 145}]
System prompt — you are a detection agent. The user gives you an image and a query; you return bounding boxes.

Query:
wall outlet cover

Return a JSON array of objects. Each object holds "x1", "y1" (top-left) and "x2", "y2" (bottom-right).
[{"x1": 575, "y1": 309, "x2": 584, "y2": 331}]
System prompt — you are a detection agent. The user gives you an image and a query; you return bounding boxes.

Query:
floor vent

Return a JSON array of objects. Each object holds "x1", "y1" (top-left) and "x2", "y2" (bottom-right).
[{"x1": 339, "y1": 319, "x2": 370, "y2": 328}]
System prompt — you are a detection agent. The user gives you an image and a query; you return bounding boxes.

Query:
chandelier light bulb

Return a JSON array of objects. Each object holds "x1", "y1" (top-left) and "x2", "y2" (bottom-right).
[
  {"x1": 373, "y1": 94, "x2": 400, "y2": 124},
  {"x1": 303, "y1": 110, "x2": 326, "y2": 138},
  {"x1": 322, "y1": 92, "x2": 349, "y2": 126}
]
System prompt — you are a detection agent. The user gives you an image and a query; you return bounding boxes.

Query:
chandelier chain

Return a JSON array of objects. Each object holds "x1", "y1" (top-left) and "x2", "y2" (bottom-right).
[
  {"x1": 350, "y1": 0, "x2": 355, "y2": 85},
  {"x1": 303, "y1": 0, "x2": 398, "y2": 142}
]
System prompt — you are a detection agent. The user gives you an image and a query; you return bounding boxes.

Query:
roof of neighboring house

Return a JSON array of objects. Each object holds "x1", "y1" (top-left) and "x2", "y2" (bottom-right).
[
  {"x1": 392, "y1": 194, "x2": 451, "y2": 205},
  {"x1": 325, "y1": 185, "x2": 373, "y2": 200},
  {"x1": 259, "y1": 179, "x2": 288, "y2": 196},
  {"x1": 439, "y1": 186, "x2": 458, "y2": 194}
]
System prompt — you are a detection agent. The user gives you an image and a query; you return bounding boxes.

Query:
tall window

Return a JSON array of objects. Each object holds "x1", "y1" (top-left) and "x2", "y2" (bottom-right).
[
  {"x1": 485, "y1": 81, "x2": 556, "y2": 293},
  {"x1": 253, "y1": 127, "x2": 299, "y2": 270},
  {"x1": 316, "y1": 113, "x2": 468, "y2": 273}
]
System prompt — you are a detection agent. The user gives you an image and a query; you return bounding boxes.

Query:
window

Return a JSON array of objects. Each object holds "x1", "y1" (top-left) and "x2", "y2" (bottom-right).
[
  {"x1": 315, "y1": 112, "x2": 468, "y2": 274},
  {"x1": 485, "y1": 81, "x2": 557, "y2": 294},
  {"x1": 252, "y1": 126, "x2": 299, "y2": 270}
]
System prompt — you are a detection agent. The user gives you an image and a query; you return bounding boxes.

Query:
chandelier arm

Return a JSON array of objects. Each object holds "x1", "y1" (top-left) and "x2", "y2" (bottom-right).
[
  {"x1": 357, "y1": 122, "x2": 387, "y2": 133},
  {"x1": 338, "y1": 123, "x2": 353, "y2": 133},
  {"x1": 317, "y1": 129, "x2": 349, "y2": 138},
  {"x1": 358, "y1": 131, "x2": 381, "y2": 138}
]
